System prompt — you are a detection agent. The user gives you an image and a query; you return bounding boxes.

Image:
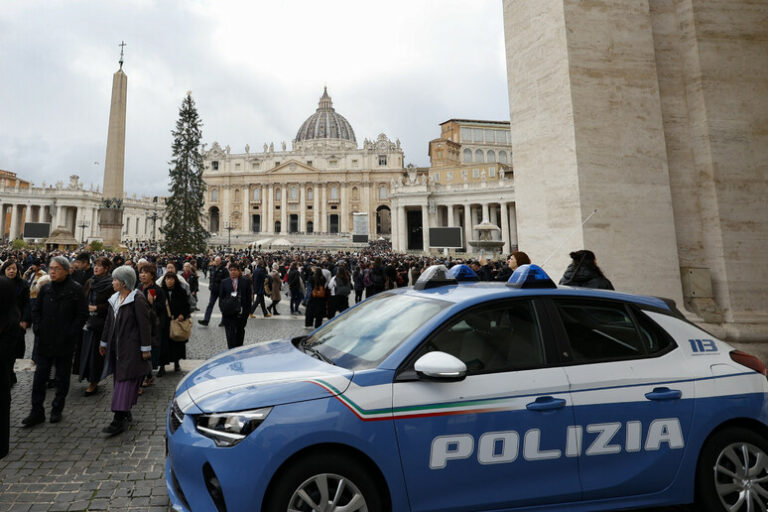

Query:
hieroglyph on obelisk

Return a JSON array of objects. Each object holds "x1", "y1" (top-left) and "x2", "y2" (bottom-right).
[{"x1": 98, "y1": 41, "x2": 128, "y2": 247}]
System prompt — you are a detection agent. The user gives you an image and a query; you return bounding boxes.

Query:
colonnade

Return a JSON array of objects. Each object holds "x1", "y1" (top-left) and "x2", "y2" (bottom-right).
[{"x1": 391, "y1": 200, "x2": 518, "y2": 255}]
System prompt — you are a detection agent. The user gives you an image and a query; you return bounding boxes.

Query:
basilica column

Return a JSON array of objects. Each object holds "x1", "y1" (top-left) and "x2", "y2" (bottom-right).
[
  {"x1": 500, "y1": 202, "x2": 511, "y2": 255},
  {"x1": 9, "y1": 204, "x2": 19, "y2": 240},
  {"x1": 340, "y1": 183, "x2": 348, "y2": 233},
  {"x1": 280, "y1": 186, "x2": 287, "y2": 234},
  {"x1": 265, "y1": 184, "x2": 272, "y2": 234},
  {"x1": 463, "y1": 204, "x2": 472, "y2": 250},
  {"x1": 55, "y1": 205, "x2": 64, "y2": 228},
  {"x1": 481, "y1": 203, "x2": 489, "y2": 223},
  {"x1": 299, "y1": 186, "x2": 307, "y2": 232},
  {"x1": 321, "y1": 186, "x2": 327, "y2": 232},
  {"x1": 398, "y1": 205, "x2": 407, "y2": 251},
  {"x1": 509, "y1": 202, "x2": 518, "y2": 251},
  {"x1": 312, "y1": 185, "x2": 319, "y2": 233},
  {"x1": 447, "y1": 205, "x2": 455, "y2": 227},
  {"x1": 421, "y1": 204, "x2": 430, "y2": 253},
  {"x1": 243, "y1": 188, "x2": 250, "y2": 234}
]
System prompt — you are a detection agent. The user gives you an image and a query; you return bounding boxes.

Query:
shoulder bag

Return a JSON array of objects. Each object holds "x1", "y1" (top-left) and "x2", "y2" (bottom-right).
[{"x1": 166, "y1": 298, "x2": 191, "y2": 342}]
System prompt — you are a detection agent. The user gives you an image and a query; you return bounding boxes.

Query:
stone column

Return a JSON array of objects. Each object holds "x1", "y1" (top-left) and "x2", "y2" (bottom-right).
[
  {"x1": 55, "y1": 205, "x2": 64, "y2": 228},
  {"x1": 243, "y1": 188, "x2": 250, "y2": 234},
  {"x1": 340, "y1": 183, "x2": 348, "y2": 233},
  {"x1": 265, "y1": 184, "x2": 272, "y2": 234},
  {"x1": 481, "y1": 203, "x2": 490, "y2": 223},
  {"x1": 9, "y1": 205, "x2": 19, "y2": 239},
  {"x1": 312, "y1": 185, "x2": 319, "y2": 233},
  {"x1": 421, "y1": 204, "x2": 430, "y2": 253},
  {"x1": 500, "y1": 202, "x2": 511, "y2": 255},
  {"x1": 508, "y1": 202, "x2": 518, "y2": 250},
  {"x1": 280, "y1": 186, "x2": 287, "y2": 234},
  {"x1": 447, "y1": 205, "x2": 455, "y2": 227},
  {"x1": 398, "y1": 206, "x2": 407, "y2": 251},
  {"x1": 463, "y1": 204, "x2": 472, "y2": 250},
  {"x1": 299, "y1": 185, "x2": 306, "y2": 232},
  {"x1": 321, "y1": 186, "x2": 327, "y2": 233}
]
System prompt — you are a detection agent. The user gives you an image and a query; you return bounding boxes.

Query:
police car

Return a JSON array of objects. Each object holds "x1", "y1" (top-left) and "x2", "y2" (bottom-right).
[{"x1": 166, "y1": 264, "x2": 768, "y2": 512}]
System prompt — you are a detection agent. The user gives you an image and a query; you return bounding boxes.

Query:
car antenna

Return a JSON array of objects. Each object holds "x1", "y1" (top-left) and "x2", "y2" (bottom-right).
[{"x1": 540, "y1": 209, "x2": 599, "y2": 268}]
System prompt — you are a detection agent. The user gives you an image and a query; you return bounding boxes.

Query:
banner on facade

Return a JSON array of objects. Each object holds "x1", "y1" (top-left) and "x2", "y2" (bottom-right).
[{"x1": 353, "y1": 213, "x2": 368, "y2": 243}]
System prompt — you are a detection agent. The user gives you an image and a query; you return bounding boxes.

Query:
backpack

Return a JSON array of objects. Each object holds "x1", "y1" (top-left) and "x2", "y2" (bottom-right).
[{"x1": 335, "y1": 280, "x2": 351, "y2": 297}]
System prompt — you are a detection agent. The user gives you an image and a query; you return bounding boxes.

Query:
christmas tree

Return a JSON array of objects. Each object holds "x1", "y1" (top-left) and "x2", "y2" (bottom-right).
[{"x1": 161, "y1": 92, "x2": 209, "y2": 253}]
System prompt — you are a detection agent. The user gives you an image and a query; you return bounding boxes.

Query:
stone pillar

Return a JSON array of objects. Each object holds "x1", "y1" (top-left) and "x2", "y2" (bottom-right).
[
  {"x1": 280, "y1": 186, "x2": 287, "y2": 234},
  {"x1": 99, "y1": 67, "x2": 128, "y2": 247},
  {"x1": 463, "y1": 205, "x2": 472, "y2": 250},
  {"x1": 55, "y1": 205, "x2": 64, "y2": 228},
  {"x1": 447, "y1": 205, "x2": 455, "y2": 227},
  {"x1": 265, "y1": 184, "x2": 272, "y2": 234},
  {"x1": 397, "y1": 206, "x2": 408, "y2": 251},
  {"x1": 243, "y1": 188, "x2": 250, "y2": 234},
  {"x1": 312, "y1": 185, "x2": 319, "y2": 233},
  {"x1": 481, "y1": 203, "x2": 490, "y2": 223},
  {"x1": 299, "y1": 185, "x2": 306, "y2": 232},
  {"x1": 9, "y1": 205, "x2": 19, "y2": 239},
  {"x1": 500, "y1": 202, "x2": 511, "y2": 255},
  {"x1": 471, "y1": 205, "x2": 481, "y2": 241},
  {"x1": 321, "y1": 186, "x2": 327, "y2": 233},
  {"x1": 421, "y1": 204, "x2": 430, "y2": 253},
  {"x1": 340, "y1": 184, "x2": 348, "y2": 233},
  {"x1": 509, "y1": 203, "x2": 518, "y2": 251}
]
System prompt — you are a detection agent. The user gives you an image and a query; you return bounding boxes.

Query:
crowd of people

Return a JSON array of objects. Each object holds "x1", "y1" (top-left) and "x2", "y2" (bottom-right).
[{"x1": 0, "y1": 240, "x2": 613, "y2": 455}]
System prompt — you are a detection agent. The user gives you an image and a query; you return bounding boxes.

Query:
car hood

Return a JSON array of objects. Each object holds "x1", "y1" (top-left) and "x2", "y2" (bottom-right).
[{"x1": 175, "y1": 339, "x2": 354, "y2": 414}]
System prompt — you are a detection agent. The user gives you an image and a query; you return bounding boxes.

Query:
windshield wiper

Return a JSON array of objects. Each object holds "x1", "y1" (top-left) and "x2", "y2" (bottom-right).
[{"x1": 300, "y1": 339, "x2": 336, "y2": 366}]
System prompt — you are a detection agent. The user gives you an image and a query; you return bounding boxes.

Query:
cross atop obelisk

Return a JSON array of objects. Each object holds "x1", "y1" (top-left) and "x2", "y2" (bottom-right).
[{"x1": 98, "y1": 42, "x2": 129, "y2": 247}]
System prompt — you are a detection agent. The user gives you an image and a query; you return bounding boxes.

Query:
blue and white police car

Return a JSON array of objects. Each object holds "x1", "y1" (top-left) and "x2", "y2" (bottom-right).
[{"x1": 166, "y1": 264, "x2": 768, "y2": 512}]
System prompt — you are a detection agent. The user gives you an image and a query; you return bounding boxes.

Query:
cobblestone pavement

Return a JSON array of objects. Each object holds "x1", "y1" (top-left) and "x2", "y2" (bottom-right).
[{"x1": 0, "y1": 278, "x2": 691, "y2": 511}]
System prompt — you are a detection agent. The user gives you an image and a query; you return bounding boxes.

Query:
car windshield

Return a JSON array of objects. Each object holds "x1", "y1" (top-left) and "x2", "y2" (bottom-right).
[{"x1": 303, "y1": 293, "x2": 450, "y2": 370}]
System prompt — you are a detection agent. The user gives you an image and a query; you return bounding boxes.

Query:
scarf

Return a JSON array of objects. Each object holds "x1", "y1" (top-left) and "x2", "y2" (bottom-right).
[{"x1": 89, "y1": 273, "x2": 113, "y2": 302}]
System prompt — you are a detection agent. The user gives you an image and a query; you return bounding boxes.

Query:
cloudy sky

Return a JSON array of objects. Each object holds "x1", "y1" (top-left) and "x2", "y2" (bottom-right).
[{"x1": 0, "y1": 0, "x2": 510, "y2": 196}]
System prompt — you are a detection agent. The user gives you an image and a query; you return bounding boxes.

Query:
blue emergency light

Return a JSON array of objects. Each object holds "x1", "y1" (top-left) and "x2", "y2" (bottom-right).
[
  {"x1": 414, "y1": 265, "x2": 458, "y2": 290},
  {"x1": 447, "y1": 264, "x2": 479, "y2": 282},
  {"x1": 507, "y1": 264, "x2": 557, "y2": 289}
]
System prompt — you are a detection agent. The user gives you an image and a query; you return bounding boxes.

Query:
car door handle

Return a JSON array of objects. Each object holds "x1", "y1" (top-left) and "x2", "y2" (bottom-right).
[
  {"x1": 645, "y1": 387, "x2": 682, "y2": 401},
  {"x1": 526, "y1": 396, "x2": 566, "y2": 411}
]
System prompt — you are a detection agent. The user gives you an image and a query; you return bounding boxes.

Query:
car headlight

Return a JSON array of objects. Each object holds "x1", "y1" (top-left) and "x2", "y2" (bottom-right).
[{"x1": 194, "y1": 407, "x2": 272, "y2": 447}]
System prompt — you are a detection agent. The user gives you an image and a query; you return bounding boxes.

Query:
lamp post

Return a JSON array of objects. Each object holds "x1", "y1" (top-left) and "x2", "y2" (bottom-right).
[
  {"x1": 77, "y1": 219, "x2": 90, "y2": 244},
  {"x1": 224, "y1": 220, "x2": 234, "y2": 247},
  {"x1": 148, "y1": 211, "x2": 159, "y2": 249}
]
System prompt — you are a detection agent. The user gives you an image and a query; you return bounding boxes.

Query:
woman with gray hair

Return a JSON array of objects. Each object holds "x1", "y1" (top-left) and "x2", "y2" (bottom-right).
[{"x1": 98, "y1": 265, "x2": 152, "y2": 436}]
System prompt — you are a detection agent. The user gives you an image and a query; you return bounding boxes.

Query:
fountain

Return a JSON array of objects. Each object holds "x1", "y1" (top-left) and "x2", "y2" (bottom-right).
[{"x1": 468, "y1": 221, "x2": 505, "y2": 257}]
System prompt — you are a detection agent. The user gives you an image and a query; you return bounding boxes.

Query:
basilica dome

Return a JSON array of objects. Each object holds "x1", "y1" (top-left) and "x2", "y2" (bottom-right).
[{"x1": 295, "y1": 87, "x2": 357, "y2": 145}]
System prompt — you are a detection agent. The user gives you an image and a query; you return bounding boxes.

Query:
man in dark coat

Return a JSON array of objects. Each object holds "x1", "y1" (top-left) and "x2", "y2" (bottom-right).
[
  {"x1": 0, "y1": 277, "x2": 20, "y2": 458},
  {"x1": 23, "y1": 256, "x2": 88, "y2": 426},
  {"x1": 219, "y1": 263, "x2": 252, "y2": 350},
  {"x1": 199, "y1": 256, "x2": 228, "y2": 326},
  {"x1": 250, "y1": 259, "x2": 270, "y2": 317},
  {"x1": 71, "y1": 252, "x2": 93, "y2": 286}
]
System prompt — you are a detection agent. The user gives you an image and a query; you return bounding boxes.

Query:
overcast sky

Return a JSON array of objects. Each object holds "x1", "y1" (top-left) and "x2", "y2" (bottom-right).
[{"x1": 0, "y1": 0, "x2": 510, "y2": 196}]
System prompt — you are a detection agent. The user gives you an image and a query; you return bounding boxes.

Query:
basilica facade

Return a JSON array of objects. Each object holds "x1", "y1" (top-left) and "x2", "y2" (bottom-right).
[{"x1": 202, "y1": 88, "x2": 404, "y2": 241}]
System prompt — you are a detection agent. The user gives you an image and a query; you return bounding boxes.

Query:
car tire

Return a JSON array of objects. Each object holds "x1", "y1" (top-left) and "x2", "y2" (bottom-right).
[
  {"x1": 696, "y1": 426, "x2": 768, "y2": 512},
  {"x1": 264, "y1": 451, "x2": 386, "y2": 512}
]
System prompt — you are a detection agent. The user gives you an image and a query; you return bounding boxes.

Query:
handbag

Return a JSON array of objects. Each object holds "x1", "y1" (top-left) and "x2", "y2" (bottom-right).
[{"x1": 166, "y1": 299, "x2": 191, "y2": 342}]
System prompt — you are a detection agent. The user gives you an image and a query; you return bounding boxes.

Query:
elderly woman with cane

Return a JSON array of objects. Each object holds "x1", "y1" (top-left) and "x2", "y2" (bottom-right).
[{"x1": 99, "y1": 266, "x2": 152, "y2": 436}]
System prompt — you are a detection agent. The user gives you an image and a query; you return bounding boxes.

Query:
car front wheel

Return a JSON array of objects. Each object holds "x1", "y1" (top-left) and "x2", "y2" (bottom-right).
[
  {"x1": 265, "y1": 452, "x2": 386, "y2": 512},
  {"x1": 696, "y1": 427, "x2": 768, "y2": 512}
]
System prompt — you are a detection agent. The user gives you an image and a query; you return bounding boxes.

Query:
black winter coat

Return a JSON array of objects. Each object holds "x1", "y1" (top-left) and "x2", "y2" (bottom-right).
[
  {"x1": 101, "y1": 290, "x2": 152, "y2": 381},
  {"x1": 32, "y1": 276, "x2": 88, "y2": 358},
  {"x1": 209, "y1": 266, "x2": 229, "y2": 298},
  {"x1": 559, "y1": 262, "x2": 614, "y2": 290}
]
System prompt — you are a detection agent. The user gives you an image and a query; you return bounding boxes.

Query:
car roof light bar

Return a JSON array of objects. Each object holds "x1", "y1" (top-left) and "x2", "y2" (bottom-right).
[
  {"x1": 414, "y1": 264, "x2": 459, "y2": 290},
  {"x1": 447, "y1": 264, "x2": 479, "y2": 282},
  {"x1": 507, "y1": 264, "x2": 557, "y2": 289}
]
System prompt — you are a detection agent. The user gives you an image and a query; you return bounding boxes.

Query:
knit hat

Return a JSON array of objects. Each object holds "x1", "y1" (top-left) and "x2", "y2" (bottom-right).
[{"x1": 112, "y1": 265, "x2": 136, "y2": 290}]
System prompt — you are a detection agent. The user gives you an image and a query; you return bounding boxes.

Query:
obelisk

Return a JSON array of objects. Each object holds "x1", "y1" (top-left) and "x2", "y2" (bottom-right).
[{"x1": 98, "y1": 41, "x2": 128, "y2": 248}]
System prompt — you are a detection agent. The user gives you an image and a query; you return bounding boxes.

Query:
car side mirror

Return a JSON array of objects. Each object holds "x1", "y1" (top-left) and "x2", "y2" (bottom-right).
[{"x1": 414, "y1": 352, "x2": 467, "y2": 382}]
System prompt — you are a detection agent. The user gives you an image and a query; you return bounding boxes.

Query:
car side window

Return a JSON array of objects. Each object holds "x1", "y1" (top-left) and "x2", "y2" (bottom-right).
[
  {"x1": 425, "y1": 300, "x2": 545, "y2": 375},
  {"x1": 635, "y1": 308, "x2": 675, "y2": 354},
  {"x1": 554, "y1": 299, "x2": 646, "y2": 362}
]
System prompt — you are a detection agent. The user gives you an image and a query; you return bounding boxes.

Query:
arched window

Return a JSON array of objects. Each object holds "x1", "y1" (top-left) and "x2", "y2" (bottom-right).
[
  {"x1": 487, "y1": 150, "x2": 496, "y2": 163},
  {"x1": 275, "y1": 187, "x2": 281, "y2": 201},
  {"x1": 307, "y1": 188, "x2": 314, "y2": 201},
  {"x1": 211, "y1": 189, "x2": 218, "y2": 202},
  {"x1": 498, "y1": 151, "x2": 508, "y2": 164},
  {"x1": 474, "y1": 149, "x2": 484, "y2": 163},
  {"x1": 379, "y1": 185, "x2": 388, "y2": 200},
  {"x1": 463, "y1": 148, "x2": 472, "y2": 163},
  {"x1": 253, "y1": 188, "x2": 261, "y2": 201}
]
